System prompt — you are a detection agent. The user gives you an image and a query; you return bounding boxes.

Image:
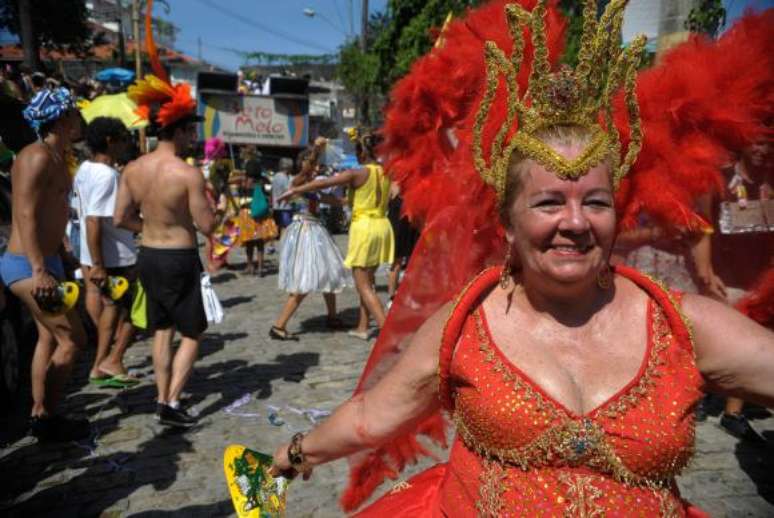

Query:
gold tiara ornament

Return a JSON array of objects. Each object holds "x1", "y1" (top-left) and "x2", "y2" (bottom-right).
[{"x1": 473, "y1": 0, "x2": 647, "y2": 202}]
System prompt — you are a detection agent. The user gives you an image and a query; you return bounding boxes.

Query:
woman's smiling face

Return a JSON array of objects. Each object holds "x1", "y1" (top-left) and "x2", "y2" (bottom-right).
[{"x1": 505, "y1": 141, "x2": 616, "y2": 288}]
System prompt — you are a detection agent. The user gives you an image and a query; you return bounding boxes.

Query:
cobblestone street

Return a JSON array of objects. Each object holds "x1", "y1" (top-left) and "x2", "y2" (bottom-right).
[{"x1": 1, "y1": 237, "x2": 772, "y2": 517}]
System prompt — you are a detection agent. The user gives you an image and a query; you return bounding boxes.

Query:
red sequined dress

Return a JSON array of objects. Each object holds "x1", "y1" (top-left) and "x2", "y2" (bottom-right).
[{"x1": 357, "y1": 265, "x2": 707, "y2": 517}]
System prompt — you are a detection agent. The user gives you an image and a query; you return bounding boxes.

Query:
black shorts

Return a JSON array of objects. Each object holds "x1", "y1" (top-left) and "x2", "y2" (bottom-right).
[{"x1": 136, "y1": 247, "x2": 207, "y2": 339}]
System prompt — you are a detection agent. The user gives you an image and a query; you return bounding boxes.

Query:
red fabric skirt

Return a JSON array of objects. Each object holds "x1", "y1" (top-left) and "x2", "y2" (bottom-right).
[{"x1": 354, "y1": 464, "x2": 447, "y2": 517}]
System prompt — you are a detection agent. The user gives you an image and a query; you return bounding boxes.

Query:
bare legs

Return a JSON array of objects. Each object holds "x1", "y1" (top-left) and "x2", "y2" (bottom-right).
[
  {"x1": 388, "y1": 259, "x2": 402, "y2": 299},
  {"x1": 84, "y1": 274, "x2": 135, "y2": 379},
  {"x1": 245, "y1": 239, "x2": 264, "y2": 276},
  {"x1": 724, "y1": 397, "x2": 744, "y2": 416},
  {"x1": 274, "y1": 293, "x2": 307, "y2": 331},
  {"x1": 352, "y1": 266, "x2": 386, "y2": 329},
  {"x1": 82, "y1": 266, "x2": 103, "y2": 327},
  {"x1": 273, "y1": 292, "x2": 338, "y2": 335},
  {"x1": 151, "y1": 327, "x2": 199, "y2": 404},
  {"x1": 245, "y1": 240, "x2": 265, "y2": 276},
  {"x1": 11, "y1": 280, "x2": 86, "y2": 417},
  {"x1": 323, "y1": 293, "x2": 337, "y2": 320}
]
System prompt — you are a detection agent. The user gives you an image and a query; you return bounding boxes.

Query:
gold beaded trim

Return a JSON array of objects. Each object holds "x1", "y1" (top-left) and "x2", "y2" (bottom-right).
[
  {"x1": 454, "y1": 410, "x2": 675, "y2": 491},
  {"x1": 455, "y1": 303, "x2": 689, "y2": 490},
  {"x1": 476, "y1": 458, "x2": 507, "y2": 517},
  {"x1": 558, "y1": 472, "x2": 605, "y2": 518},
  {"x1": 474, "y1": 310, "x2": 565, "y2": 420},
  {"x1": 471, "y1": 0, "x2": 647, "y2": 203},
  {"x1": 598, "y1": 302, "x2": 670, "y2": 419}
]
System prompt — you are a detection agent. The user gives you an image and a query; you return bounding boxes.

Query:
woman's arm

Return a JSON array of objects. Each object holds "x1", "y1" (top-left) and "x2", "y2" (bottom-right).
[
  {"x1": 279, "y1": 170, "x2": 356, "y2": 202},
  {"x1": 271, "y1": 303, "x2": 452, "y2": 475},
  {"x1": 684, "y1": 294, "x2": 774, "y2": 407}
]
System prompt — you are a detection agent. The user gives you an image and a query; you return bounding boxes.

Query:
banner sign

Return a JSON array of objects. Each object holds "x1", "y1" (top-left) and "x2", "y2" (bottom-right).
[{"x1": 198, "y1": 93, "x2": 308, "y2": 147}]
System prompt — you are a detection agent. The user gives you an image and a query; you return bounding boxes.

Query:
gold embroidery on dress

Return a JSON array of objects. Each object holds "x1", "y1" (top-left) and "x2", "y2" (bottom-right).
[
  {"x1": 454, "y1": 410, "x2": 676, "y2": 490},
  {"x1": 657, "y1": 487, "x2": 682, "y2": 518},
  {"x1": 456, "y1": 304, "x2": 689, "y2": 489},
  {"x1": 641, "y1": 272, "x2": 699, "y2": 357},
  {"x1": 476, "y1": 458, "x2": 507, "y2": 517},
  {"x1": 438, "y1": 268, "x2": 497, "y2": 405},
  {"x1": 558, "y1": 472, "x2": 604, "y2": 518},
  {"x1": 599, "y1": 303, "x2": 670, "y2": 419},
  {"x1": 390, "y1": 480, "x2": 412, "y2": 495},
  {"x1": 474, "y1": 310, "x2": 565, "y2": 419}
]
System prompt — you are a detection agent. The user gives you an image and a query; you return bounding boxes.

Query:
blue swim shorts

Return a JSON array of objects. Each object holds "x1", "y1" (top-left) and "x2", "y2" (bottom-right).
[{"x1": 0, "y1": 252, "x2": 65, "y2": 287}]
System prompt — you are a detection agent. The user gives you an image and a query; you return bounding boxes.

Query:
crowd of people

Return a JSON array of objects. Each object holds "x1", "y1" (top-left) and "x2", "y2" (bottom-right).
[{"x1": 0, "y1": 73, "x2": 420, "y2": 438}]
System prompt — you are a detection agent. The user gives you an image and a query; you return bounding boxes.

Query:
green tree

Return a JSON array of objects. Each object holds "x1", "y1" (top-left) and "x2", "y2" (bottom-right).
[
  {"x1": 338, "y1": 0, "x2": 485, "y2": 123},
  {"x1": 684, "y1": 0, "x2": 726, "y2": 38},
  {"x1": 0, "y1": 0, "x2": 92, "y2": 70}
]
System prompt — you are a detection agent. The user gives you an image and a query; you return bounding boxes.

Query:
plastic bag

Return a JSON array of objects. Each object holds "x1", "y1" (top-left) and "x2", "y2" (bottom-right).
[{"x1": 201, "y1": 273, "x2": 224, "y2": 324}]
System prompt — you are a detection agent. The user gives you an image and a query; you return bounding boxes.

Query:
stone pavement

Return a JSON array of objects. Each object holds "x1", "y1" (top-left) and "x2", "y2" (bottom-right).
[{"x1": 1, "y1": 236, "x2": 772, "y2": 517}]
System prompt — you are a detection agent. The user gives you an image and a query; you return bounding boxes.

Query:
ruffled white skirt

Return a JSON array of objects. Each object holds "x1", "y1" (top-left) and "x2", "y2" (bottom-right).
[{"x1": 278, "y1": 215, "x2": 351, "y2": 294}]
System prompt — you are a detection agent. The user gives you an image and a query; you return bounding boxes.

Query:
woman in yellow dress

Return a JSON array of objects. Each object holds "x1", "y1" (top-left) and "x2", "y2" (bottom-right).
[{"x1": 278, "y1": 131, "x2": 394, "y2": 335}]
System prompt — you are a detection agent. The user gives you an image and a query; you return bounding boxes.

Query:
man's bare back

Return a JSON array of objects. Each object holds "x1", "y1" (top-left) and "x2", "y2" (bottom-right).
[
  {"x1": 116, "y1": 145, "x2": 214, "y2": 248},
  {"x1": 7, "y1": 142, "x2": 71, "y2": 256}
]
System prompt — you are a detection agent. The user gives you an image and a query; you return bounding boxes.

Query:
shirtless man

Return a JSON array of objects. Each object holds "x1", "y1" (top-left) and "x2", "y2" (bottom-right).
[
  {"x1": 114, "y1": 113, "x2": 215, "y2": 428},
  {"x1": 0, "y1": 88, "x2": 89, "y2": 441}
]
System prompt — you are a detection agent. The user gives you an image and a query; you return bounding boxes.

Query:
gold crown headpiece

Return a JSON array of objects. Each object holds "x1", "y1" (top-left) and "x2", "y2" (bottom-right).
[{"x1": 473, "y1": 0, "x2": 647, "y2": 203}]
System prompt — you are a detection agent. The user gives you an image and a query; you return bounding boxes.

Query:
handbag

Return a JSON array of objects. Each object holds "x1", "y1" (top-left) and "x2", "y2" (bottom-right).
[
  {"x1": 250, "y1": 185, "x2": 270, "y2": 219},
  {"x1": 201, "y1": 273, "x2": 224, "y2": 324}
]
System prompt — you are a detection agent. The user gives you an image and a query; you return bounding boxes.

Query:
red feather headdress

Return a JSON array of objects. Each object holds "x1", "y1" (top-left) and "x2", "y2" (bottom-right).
[
  {"x1": 127, "y1": 0, "x2": 196, "y2": 128},
  {"x1": 341, "y1": 0, "x2": 567, "y2": 511},
  {"x1": 342, "y1": 1, "x2": 774, "y2": 512}
]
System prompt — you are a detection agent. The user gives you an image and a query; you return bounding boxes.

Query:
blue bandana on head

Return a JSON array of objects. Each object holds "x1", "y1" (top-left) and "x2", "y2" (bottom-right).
[{"x1": 22, "y1": 87, "x2": 76, "y2": 134}]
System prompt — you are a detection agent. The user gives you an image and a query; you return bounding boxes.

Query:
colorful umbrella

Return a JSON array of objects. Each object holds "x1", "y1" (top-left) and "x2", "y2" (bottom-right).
[{"x1": 79, "y1": 93, "x2": 147, "y2": 130}]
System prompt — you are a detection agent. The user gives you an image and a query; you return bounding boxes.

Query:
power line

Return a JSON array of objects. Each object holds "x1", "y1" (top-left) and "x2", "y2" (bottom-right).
[
  {"x1": 190, "y1": 0, "x2": 334, "y2": 53},
  {"x1": 332, "y1": 0, "x2": 350, "y2": 36}
]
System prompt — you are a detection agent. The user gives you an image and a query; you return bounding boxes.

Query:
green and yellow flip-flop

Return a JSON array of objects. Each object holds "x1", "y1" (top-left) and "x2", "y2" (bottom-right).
[{"x1": 223, "y1": 444, "x2": 290, "y2": 517}]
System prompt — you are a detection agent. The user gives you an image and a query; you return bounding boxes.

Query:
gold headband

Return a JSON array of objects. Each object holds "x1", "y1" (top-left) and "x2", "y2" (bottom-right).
[{"x1": 473, "y1": 0, "x2": 646, "y2": 202}]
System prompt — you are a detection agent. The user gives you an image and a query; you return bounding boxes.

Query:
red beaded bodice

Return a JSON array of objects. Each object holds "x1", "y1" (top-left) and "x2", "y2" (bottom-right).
[{"x1": 437, "y1": 266, "x2": 704, "y2": 517}]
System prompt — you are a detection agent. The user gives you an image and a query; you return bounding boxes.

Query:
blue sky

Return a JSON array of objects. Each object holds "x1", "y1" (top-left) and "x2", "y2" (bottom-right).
[
  {"x1": 166, "y1": 0, "x2": 388, "y2": 71},
  {"x1": 160, "y1": 0, "x2": 774, "y2": 71},
  {"x1": 724, "y1": 0, "x2": 774, "y2": 22},
  {"x1": 1, "y1": 0, "x2": 771, "y2": 71}
]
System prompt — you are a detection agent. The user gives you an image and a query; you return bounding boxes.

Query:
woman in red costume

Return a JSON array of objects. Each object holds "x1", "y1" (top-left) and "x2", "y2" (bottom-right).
[{"x1": 268, "y1": 1, "x2": 774, "y2": 515}]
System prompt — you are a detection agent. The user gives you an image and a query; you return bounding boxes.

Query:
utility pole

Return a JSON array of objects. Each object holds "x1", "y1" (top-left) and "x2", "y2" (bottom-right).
[
  {"x1": 359, "y1": 0, "x2": 368, "y2": 51},
  {"x1": 197, "y1": 36, "x2": 203, "y2": 61},
  {"x1": 358, "y1": 0, "x2": 369, "y2": 124},
  {"x1": 18, "y1": 0, "x2": 40, "y2": 71},
  {"x1": 132, "y1": 0, "x2": 147, "y2": 152},
  {"x1": 348, "y1": 0, "x2": 354, "y2": 38},
  {"x1": 117, "y1": 18, "x2": 127, "y2": 67},
  {"x1": 116, "y1": 1, "x2": 127, "y2": 67}
]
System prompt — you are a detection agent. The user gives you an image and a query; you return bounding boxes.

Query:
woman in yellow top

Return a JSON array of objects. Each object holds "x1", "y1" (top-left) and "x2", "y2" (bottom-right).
[{"x1": 278, "y1": 131, "x2": 394, "y2": 335}]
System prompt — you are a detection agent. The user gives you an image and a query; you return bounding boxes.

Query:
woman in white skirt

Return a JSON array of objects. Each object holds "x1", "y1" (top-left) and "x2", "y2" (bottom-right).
[{"x1": 269, "y1": 139, "x2": 351, "y2": 340}]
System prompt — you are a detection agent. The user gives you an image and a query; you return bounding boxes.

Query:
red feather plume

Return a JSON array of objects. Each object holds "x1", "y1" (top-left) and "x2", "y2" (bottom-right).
[
  {"x1": 341, "y1": 1, "x2": 566, "y2": 511},
  {"x1": 126, "y1": 0, "x2": 196, "y2": 128},
  {"x1": 615, "y1": 9, "x2": 774, "y2": 233}
]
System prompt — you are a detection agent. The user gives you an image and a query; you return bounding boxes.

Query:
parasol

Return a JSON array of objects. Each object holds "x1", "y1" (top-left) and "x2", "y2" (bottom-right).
[{"x1": 79, "y1": 93, "x2": 148, "y2": 130}]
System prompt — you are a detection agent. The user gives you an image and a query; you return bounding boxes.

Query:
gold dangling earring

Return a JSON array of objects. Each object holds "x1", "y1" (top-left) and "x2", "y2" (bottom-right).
[
  {"x1": 596, "y1": 264, "x2": 612, "y2": 290},
  {"x1": 500, "y1": 247, "x2": 512, "y2": 289}
]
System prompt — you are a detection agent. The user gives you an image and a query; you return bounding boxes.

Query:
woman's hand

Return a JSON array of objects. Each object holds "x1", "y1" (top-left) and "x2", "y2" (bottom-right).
[
  {"x1": 697, "y1": 270, "x2": 727, "y2": 302},
  {"x1": 269, "y1": 441, "x2": 313, "y2": 481}
]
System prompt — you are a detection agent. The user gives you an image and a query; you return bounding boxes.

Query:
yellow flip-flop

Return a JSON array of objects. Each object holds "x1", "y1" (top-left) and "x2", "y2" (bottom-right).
[{"x1": 223, "y1": 444, "x2": 289, "y2": 517}]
